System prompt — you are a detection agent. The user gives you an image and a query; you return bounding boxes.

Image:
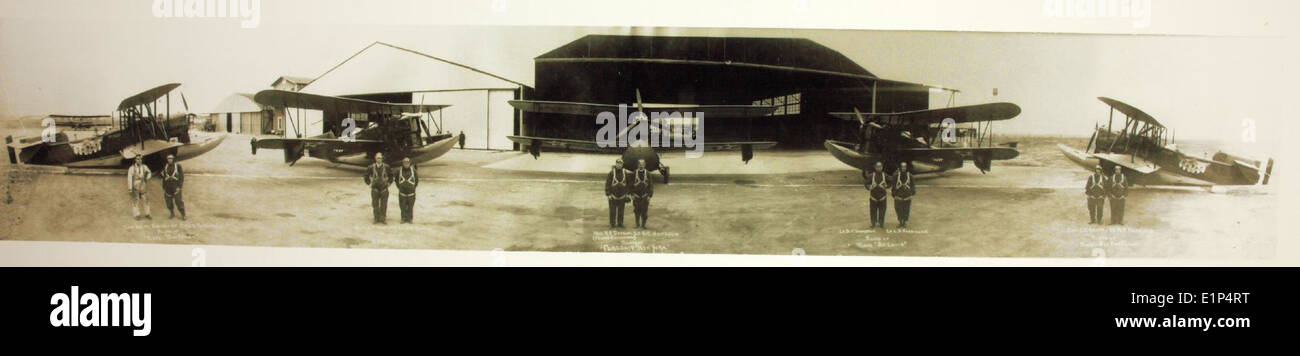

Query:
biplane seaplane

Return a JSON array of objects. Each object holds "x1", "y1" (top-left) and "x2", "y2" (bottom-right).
[
  {"x1": 5, "y1": 83, "x2": 225, "y2": 171},
  {"x1": 1058, "y1": 97, "x2": 1274, "y2": 186},
  {"x1": 249, "y1": 90, "x2": 457, "y2": 167},
  {"x1": 824, "y1": 88, "x2": 1022, "y2": 174},
  {"x1": 507, "y1": 90, "x2": 778, "y2": 184}
]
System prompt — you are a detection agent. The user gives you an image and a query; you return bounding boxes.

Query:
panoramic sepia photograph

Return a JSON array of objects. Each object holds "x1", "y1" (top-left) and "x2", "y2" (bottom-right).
[{"x1": 1, "y1": 3, "x2": 1286, "y2": 260}]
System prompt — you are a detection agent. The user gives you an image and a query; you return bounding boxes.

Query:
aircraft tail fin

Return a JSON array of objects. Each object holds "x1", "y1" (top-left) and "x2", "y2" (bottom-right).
[
  {"x1": 1262, "y1": 158, "x2": 1274, "y2": 185},
  {"x1": 5, "y1": 135, "x2": 15, "y2": 164},
  {"x1": 284, "y1": 141, "x2": 306, "y2": 165},
  {"x1": 527, "y1": 139, "x2": 542, "y2": 159},
  {"x1": 973, "y1": 151, "x2": 992, "y2": 174}
]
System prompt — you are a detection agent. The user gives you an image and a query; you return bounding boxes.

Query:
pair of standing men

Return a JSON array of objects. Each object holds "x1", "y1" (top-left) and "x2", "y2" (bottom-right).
[
  {"x1": 863, "y1": 161, "x2": 915, "y2": 229},
  {"x1": 605, "y1": 158, "x2": 654, "y2": 229},
  {"x1": 1085, "y1": 164, "x2": 1128, "y2": 225},
  {"x1": 365, "y1": 153, "x2": 419, "y2": 224},
  {"x1": 126, "y1": 154, "x2": 186, "y2": 220}
]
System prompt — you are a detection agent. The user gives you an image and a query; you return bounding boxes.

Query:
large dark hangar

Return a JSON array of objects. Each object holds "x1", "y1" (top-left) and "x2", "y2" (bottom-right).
[{"x1": 524, "y1": 35, "x2": 932, "y2": 149}]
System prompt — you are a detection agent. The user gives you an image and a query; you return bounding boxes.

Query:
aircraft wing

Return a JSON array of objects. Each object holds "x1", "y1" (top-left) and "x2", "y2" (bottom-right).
[
  {"x1": 896, "y1": 147, "x2": 1020, "y2": 161},
  {"x1": 506, "y1": 136, "x2": 776, "y2": 152},
  {"x1": 829, "y1": 102, "x2": 1021, "y2": 126},
  {"x1": 252, "y1": 136, "x2": 386, "y2": 165},
  {"x1": 117, "y1": 83, "x2": 182, "y2": 110},
  {"x1": 252, "y1": 137, "x2": 384, "y2": 150},
  {"x1": 506, "y1": 135, "x2": 623, "y2": 153},
  {"x1": 253, "y1": 90, "x2": 450, "y2": 113},
  {"x1": 509, "y1": 100, "x2": 776, "y2": 118},
  {"x1": 1092, "y1": 153, "x2": 1159, "y2": 174},
  {"x1": 1097, "y1": 97, "x2": 1162, "y2": 128},
  {"x1": 685, "y1": 141, "x2": 778, "y2": 152},
  {"x1": 121, "y1": 139, "x2": 184, "y2": 160}
]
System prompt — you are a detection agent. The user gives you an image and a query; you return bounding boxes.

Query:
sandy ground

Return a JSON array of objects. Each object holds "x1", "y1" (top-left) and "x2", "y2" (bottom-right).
[{"x1": 0, "y1": 132, "x2": 1279, "y2": 259}]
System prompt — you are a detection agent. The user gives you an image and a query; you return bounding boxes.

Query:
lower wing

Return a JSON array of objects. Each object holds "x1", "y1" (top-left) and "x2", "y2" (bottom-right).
[
  {"x1": 251, "y1": 136, "x2": 384, "y2": 165},
  {"x1": 825, "y1": 140, "x2": 1019, "y2": 173},
  {"x1": 506, "y1": 136, "x2": 776, "y2": 152},
  {"x1": 509, "y1": 100, "x2": 776, "y2": 118},
  {"x1": 507, "y1": 135, "x2": 776, "y2": 162},
  {"x1": 506, "y1": 135, "x2": 621, "y2": 154},
  {"x1": 121, "y1": 139, "x2": 184, "y2": 160},
  {"x1": 899, "y1": 147, "x2": 1019, "y2": 173},
  {"x1": 1090, "y1": 153, "x2": 1159, "y2": 174},
  {"x1": 897, "y1": 147, "x2": 1019, "y2": 161},
  {"x1": 829, "y1": 102, "x2": 1021, "y2": 126}
]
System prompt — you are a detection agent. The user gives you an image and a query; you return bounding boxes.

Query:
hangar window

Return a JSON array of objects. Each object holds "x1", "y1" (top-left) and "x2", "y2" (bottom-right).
[{"x1": 753, "y1": 93, "x2": 801, "y2": 117}]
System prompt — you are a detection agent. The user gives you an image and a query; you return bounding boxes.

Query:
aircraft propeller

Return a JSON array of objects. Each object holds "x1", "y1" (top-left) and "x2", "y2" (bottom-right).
[
  {"x1": 616, "y1": 89, "x2": 648, "y2": 140},
  {"x1": 1086, "y1": 123, "x2": 1098, "y2": 153},
  {"x1": 851, "y1": 107, "x2": 884, "y2": 144}
]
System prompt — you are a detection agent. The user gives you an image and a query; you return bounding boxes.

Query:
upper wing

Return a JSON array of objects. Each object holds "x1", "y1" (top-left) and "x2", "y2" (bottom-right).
[
  {"x1": 829, "y1": 102, "x2": 1021, "y2": 126},
  {"x1": 253, "y1": 90, "x2": 450, "y2": 113},
  {"x1": 1097, "y1": 97, "x2": 1162, "y2": 128},
  {"x1": 509, "y1": 100, "x2": 776, "y2": 118},
  {"x1": 118, "y1": 83, "x2": 182, "y2": 110}
]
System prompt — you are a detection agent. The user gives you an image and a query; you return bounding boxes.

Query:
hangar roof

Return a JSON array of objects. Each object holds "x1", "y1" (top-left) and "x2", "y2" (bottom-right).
[
  {"x1": 270, "y1": 76, "x2": 315, "y2": 88},
  {"x1": 536, "y1": 35, "x2": 879, "y2": 80},
  {"x1": 208, "y1": 93, "x2": 262, "y2": 114},
  {"x1": 304, "y1": 41, "x2": 529, "y2": 97}
]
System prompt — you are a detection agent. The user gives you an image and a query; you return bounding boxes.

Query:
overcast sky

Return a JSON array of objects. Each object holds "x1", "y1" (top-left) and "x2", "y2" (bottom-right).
[{"x1": 0, "y1": 0, "x2": 1293, "y2": 151}]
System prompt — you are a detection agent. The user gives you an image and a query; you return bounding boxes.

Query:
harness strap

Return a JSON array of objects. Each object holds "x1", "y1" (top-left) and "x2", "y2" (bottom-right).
[
  {"x1": 633, "y1": 170, "x2": 650, "y2": 185},
  {"x1": 1089, "y1": 176, "x2": 1106, "y2": 190},
  {"x1": 163, "y1": 164, "x2": 180, "y2": 180},
  {"x1": 611, "y1": 169, "x2": 626, "y2": 186},
  {"x1": 397, "y1": 167, "x2": 416, "y2": 185},
  {"x1": 895, "y1": 173, "x2": 911, "y2": 189},
  {"x1": 868, "y1": 173, "x2": 887, "y2": 189}
]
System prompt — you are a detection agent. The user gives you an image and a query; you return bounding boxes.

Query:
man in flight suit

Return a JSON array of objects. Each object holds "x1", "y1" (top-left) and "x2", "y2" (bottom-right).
[
  {"x1": 127, "y1": 156, "x2": 152, "y2": 220},
  {"x1": 892, "y1": 162, "x2": 915, "y2": 228},
  {"x1": 605, "y1": 158, "x2": 629, "y2": 228},
  {"x1": 1085, "y1": 164, "x2": 1109, "y2": 224},
  {"x1": 161, "y1": 154, "x2": 185, "y2": 220},
  {"x1": 631, "y1": 159, "x2": 654, "y2": 229},
  {"x1": 1108, "y1": 168, "x2": 1129, "y2": 225},
  {"x1": 395, "y1": 157, "x2": 419, "y2": 224},
  {"x1": 364, "y1": 153, "x2": 394, "y2": 224},
  {"x1": 864, "y1": 161, "x2": 890, "y2": 229}
]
